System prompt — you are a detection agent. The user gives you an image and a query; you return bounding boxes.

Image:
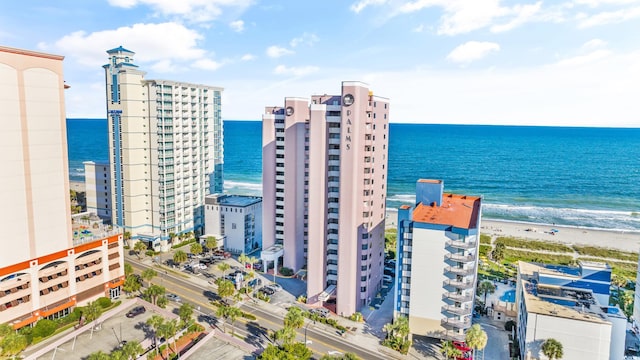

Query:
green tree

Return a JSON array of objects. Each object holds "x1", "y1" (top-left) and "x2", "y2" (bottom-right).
[
  {"x1": 124, "y1": 263, "x2": 133, "y2": 277},
  {"x1": 259, "y1": 344, "x2": 296, "y2": 360},
  {"x1": 225, "y1": 306, "x2": 243, "y2": 335},
  {"x1": 85, "y1": 300, "x2": 103, "y2": 325},
  {"x1": 178, "y1": 303, "x2": 194, "y2": 328},
  {"x1": 122, "y1": 340, "x2": 143, "y2": 360},
  {"x1": 611, "y1": 273, "x2": 627, "y2": 288},
  {"x1": 146, "y1": 315, "x2": 165, "y2": 357},
  {"x1": 247, "y1": 256, "x2": 259, "y2": 271},
  {"x1": 284, "y1": 306, "x2": 304, "y2": 329},
  {"x1": 173, "y1": 250, "x2": 188, "y2": 266},
  {"x1": 217, "y1": 279, "x2": 235, "y2": 300},
  {"x1": 205, "y1": 236, "x2": 218, "y2": 253},
  {"x1": 217, "y1": 262, "x2": 230, "y2": 277},
  {"x1": 383, "y1": 321, "x2": 396, "y2": 339},
  {"x1": 145, "y1": 284, "x2": 166, "y2": 305},
  {"x1": 216, "y1": 305, "x2": 230, "y2": 332},
  {"x1": 320, "y1": 353, "x2": 360, "y2": 360},
  {"x1": 465, "y1": 324, "x2": 488, "y2": 360},
  {"x1": 477, "y1": 280, "x2": 497, "y2": 306},
  {"x1": 133, "y1": 241, "x2": 147, "y2": 259},
  {"x1": 168, "y1": 232, "x2": 177, "y2": 244},
  {"x1": 284, "y1": 342, "x2": 312, "y2": 360},
  {"x1": 440, "y1": 340, "x2": 463, "y2": 360},
  {"x1": 123, "y1": 274, "x2": 142, "y2": 295},
  {"x1": 541, "y1": 338, "x2": 563, "y2": 360},
  {"x1": 0, "y1": 332, "x2": 27, "y2": 358},
  {"x1": 141, "y1": 268, "x2": 157, "y2": 286},
  {"x1": 619, "y1": 290, "x2": 635, "y2": 320},
  {"x1": 87, "y1": 350, "x2": 110, "y2": 360},
  {"x1": 492, "y1": 243, "x2": 506, "y2": 262},
  {"x1": 156, "y1": 295, "x2": 168, "y2": 309},
  {"x1": 274, "y1": 326, "x2": 296, "y2": 346},
  {"x1": 110, "y1": 349, "x2": 126, "y2": 360},
  {"x1": 157, "y1": 319, "x2": 178, "y2": 356},
  {"x1": 238, "y1": 253, "x2": 249, "y2": 268},
  {"x1": 190, "y1": 242, "x2": 203, "y2": 257}
]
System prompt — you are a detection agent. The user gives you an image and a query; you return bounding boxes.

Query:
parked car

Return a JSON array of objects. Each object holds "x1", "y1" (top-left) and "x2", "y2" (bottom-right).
[
  {"x1": 384, "y1": 268, "x2": 395, "y2": 276},
  {"x1": 259, "y1": 286, "x2": 275, "y2": 295},
  {"x1": 166, "y1": 293, "x2": 181, "y2": 302},
  {"x1": 310, "y1": 308, "x2": 330, "y2": 318},
  {"x1": 197, "y1": 263, "x2": 207, "y2": 270},
  {"x1": 453, "y1": 341, "x2": 473, "y2": 359},
  {"x1": 126, "y1": 306, "x2": 146, "y2": 318},
  {"x1": 253, "y1": 262, "x2": 263, "y2": 271},
  {"x1": 383, "y1": 275, "x2": 393, "y2": 283},
  {"x1": 267, "y1": 283, "x2": 283, "y2": 292}
]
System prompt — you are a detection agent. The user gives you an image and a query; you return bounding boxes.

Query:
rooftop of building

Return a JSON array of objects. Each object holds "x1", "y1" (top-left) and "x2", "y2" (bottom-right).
[
  {"x1": 0, "y1": 45, "x2": 64, "y2": 61},
  {"x1": 107, "y1": 46, "x2": 134, "y2": 54},
  {"x1": 412, "y1": 193, "x2": 481, "y2": 229},
  {"x1": 518, "y1": 260, "x2": 610, "y2": 279},
  {"x1": 518, "y1": 261, "x2": 618, "y2": 324},
  {"x1": 205, "y1": 194, "x2": 262, "y2": 207},
  {"x1": 71, "y1": 212, "x2": 121, "y2": 246}
]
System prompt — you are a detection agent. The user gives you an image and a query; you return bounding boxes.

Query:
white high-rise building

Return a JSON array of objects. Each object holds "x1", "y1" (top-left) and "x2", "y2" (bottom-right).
[
  {"x1": 104, "y1": 47, "x2": 223, "y2": 250},
  {"x1": 83, "y1": 161, "x2": 112, "y2": 224}
]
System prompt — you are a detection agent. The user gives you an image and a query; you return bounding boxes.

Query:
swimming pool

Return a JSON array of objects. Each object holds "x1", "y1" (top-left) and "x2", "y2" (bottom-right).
[{"x1": 500, "y1": 289, "x2": 516, "y2": 303}]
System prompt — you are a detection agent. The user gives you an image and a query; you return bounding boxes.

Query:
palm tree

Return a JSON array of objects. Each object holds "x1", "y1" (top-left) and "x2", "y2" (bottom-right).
[
  {"x1": 619, "y1": 290, "x2": 634, "y2": 320},
  {"x1": 146, "y1": 315, "x2": 165, "y2": 357},
  {"x1": 394, "y1": 316, "x2": 410, "y2": 340},
  {"x1": 492, "y1": 243, "x2": 506, "y2": 262},
  {"x1": 275, "y1": 326, "x2": 296, "y2": 346},
  {"x1": 218, "y1": 262, "x2": 231, "y2": 277},
  {"x1": 110, "y1": 350, "x2": 127, "y2": 360},
  {"x1": 84, "y1": 300, "x2": 102, "y2": 327},
  {"x1": 133, "y1": 241, "x2": 147, "y2": 259},
  {"x1": 123, "y1": 274, "x2": 142, "y2": 295},
  {"x1": 205, "y1": 236, "x2": 217, "y2": 253},
  {"x1": 217, "y1": 279, "x2": 235, "y2": 301},
  {"x1": 226, "y1": 306, "x2": 243, "y2": 335},
  {"x1": 124, "y1": 263, "x2": 133, "y2": 277},
  {"x1": 158, "y1": 319, "x2": 178, "y2": 356},
  {"x1": 178, "y1": 303, "x2": 194, "y2": 328},
  {"x1": 121, "y1": 340, "x2": 143, "y2": 360},
  {"x1": 168, "y1": 232, "x2": 177, "y2": 244},
  {"x1": 216, "y1": 305, "x2": 230, "y2": 332},
  {"x1": 238, "y1": 253, "x2": 249, "y2": 268},
  {"x1": 477, "y1": 280, "x2": 496, "y2": 306},
  {"x1": 141, "y1": 268, "x2": 157, "y2": 286},
  {"x1": 87, "y1": 350, "x2": 110, "y2": 360},
  {"x1": 284, "y1": 306, "x2": 304, "y2": 329},
  {"x1": 383, "y1": 322, "x2": 396, "y2": 339},
  {"x1": 190, "y1": 242, "x2": 203, "y2": 257},
  {"x1": 440, "y1": 340, "x2": 463, "y2": 360},
  {"x1": 173, "y1": 250, "x2": 188, "y2": 266},
  {"x1": 248, "y1": 256, "x2": 259, "y2": 271},
  {"x1": 145, "y1": 284, "x2": 166, "y2": 305},
  {"x1": 541, "y1": 338, "x2": 563, "y2": 360},
  {"x1": 0, "y1": 332, "x2": 27, "y2": 358},
  {"x1": 465, "y1": 324, "x2": 488, "y2": 360}
]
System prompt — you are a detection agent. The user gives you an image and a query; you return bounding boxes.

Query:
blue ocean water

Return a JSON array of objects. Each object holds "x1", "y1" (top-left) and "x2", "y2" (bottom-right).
[{"x1": 66, "y1": 119, "x2": 640, "y2": 231}]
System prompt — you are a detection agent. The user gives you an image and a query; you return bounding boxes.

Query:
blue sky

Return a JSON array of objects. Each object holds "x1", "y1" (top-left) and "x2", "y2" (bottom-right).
[{"x1": 1, "y1": 0, "x2": 639, "y2": 127}]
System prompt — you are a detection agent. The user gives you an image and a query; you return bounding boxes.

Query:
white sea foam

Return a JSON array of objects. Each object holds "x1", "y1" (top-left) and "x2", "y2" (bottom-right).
[
  {"x1": 387, "y1": 194, "x2": 416, "y2": 203},
  {"x1": 224, "y1": 180, "x2": 263, "y2": 195}
]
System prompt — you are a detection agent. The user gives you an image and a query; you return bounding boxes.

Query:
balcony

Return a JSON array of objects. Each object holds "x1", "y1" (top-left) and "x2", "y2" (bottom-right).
[
  {"x1": 443, "y1": 279, "x2": 474, "y2": 290},
  {"x1": 445, "y1": 253, "x2": 475, "y2": 263},
  {"x1": 442, "y1": 332, "x2": 467, "y2": 342},
  {"x1": 441, "y1": 318, "x2": 471, "y2": 330},
  {"x1": 444, "y1": 266, "x2": 475, "y2": 277},
  {"x1": 443, "y1": 292, "x2": 474, "y2": 303},
  {"x1": 442, "y1": 305, "x2": 473, "y2": 316},
  {"x1": 446, "y1": 239, "x2": 477, "y2": 250}
]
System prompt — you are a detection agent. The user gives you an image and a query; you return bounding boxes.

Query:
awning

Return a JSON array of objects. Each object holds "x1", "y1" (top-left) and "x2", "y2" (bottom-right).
[{"x1": 318, "y1": 285, "x2": 336, "y2": 302}]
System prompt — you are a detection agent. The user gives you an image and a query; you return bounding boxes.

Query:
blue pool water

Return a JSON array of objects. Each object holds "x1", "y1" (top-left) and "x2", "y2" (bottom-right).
[{"x1": 500, "y1": 289, "x2": 516, "y2": 303}]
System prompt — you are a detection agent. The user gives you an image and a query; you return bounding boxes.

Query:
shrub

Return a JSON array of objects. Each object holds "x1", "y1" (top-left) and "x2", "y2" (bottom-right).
[
  {"x1": 279, "y1": 267, "x2": 294, "y2": 276},
  {"x1": 505, "y1": 320, "x2": 516, "y2": 332},
  {"x1": 242, "y1": 312, "x2": 257, "y2": 320},
  {"x1": 350, "y1": 312, "x2": 363, "y2": 322},
  {"x1": 480, "y1": 234, "x2": 492, "y2": 245},
  {"x1": 145, "y1": 249, "x2": 155, "y2": 257},
  {"x1": 297, "y1": 295, "x2": 307, "y2": 303},
  {"x1": 32, "y1": 319, "x2": 57, "y2": 339},
  {"x1": 96, "y1": 297, "x2": 112, "y2": 308},
  {"x1": 479, "y1": 245, "x2": 492, "y2": 257}
]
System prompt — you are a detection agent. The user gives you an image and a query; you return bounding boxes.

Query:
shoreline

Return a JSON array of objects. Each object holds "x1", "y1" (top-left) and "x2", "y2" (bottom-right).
[{"x1": 385, "y1": 210, "x2": 640, "y2": 253}]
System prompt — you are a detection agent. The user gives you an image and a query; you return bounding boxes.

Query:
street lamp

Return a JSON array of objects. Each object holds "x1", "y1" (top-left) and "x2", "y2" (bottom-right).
[{"x1": 304, "y1": 319, "x2": 316, "y2": 345}]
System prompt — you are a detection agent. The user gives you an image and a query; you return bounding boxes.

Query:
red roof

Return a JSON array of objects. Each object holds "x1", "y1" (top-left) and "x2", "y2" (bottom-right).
[{"x1": 412, "y1": 193, "x2": 481, "y2": 229}]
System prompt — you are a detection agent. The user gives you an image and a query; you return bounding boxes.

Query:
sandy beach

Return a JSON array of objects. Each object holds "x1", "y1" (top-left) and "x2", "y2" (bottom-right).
[
  {"x1": 385, "y1": 209, "x2": 640, "y2": 253},
  {"x1": 69, "y1": 180, "x2": 85, "y2": 192}
]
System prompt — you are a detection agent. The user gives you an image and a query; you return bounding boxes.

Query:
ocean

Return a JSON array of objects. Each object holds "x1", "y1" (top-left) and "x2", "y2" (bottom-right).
[{"x1": 66, "y1": 119, "x2": 640, "y2": 231}]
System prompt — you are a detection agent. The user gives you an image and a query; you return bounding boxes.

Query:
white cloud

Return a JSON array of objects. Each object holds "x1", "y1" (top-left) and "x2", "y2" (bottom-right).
[
  {"x1": 241, "y1": 53, "x2": 256, "y2": 61},
  {"x1": 107, "y1": 0, "x2": 254, "y2": 23},
  {"x1": 192, "y1": 58, "x2": 224, "y2": 71},
  {"x1": 150, "y1": 59, "x2": 177, "y2": 73},
  {"x1": 413, "y1": 24, "x2": 425, "y2": 32},
  {"x1": 350, "y1": 0, "x2": 388, "y2": 13},
  {"x1": 555, "y1": 49, "x2": 611, "y2": 66},
  {"x1": 491, "y1": 2, "x2": 542, "y2": 33},
  {"x1": 273, "y1": 65, "x2": 319, "y2": 76},
  {"x1": 574, "y1": 0, "x2": 640, "y2": 7},
  {"x1": 266, "y1": 45, "x2": 294, "y2": 58},
  {"x1": 447, "y1": 41, "x2": 501, "y2": 64},
  {"x1": 229, "y1": 20, "x2": 245, "y2": 32},
  {"x1": 577, "y1": 5, "x2": 640, "y2": 27},
  {"x1": 48, "y1": 22, "x2": 205, "y2": 67},
  {"x1": 581, "y1": 38, "x2": 607, "y2": 50},
  {"x1": 290, "y1": 33, "x2": 319, "y2": 48}
]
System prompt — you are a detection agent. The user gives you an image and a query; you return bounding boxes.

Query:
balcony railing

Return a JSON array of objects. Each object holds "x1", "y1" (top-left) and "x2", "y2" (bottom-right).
[
  {"x1": 442, "y1": 305, "x2": 473, "y2": 316},
  {"x1": 446, "y1": 239, "x2": 477, "y2": 250},
  {"x1": 443, "y1": 279, "x2": 474, "y2": 290},
  {"x1": 441, "y1": 318, "x2": 471, "y2": 330},
  {"x1": 443, "y1": 292, "x2": 474, "y2": 303},
  {"x1": 445, "y1": 253, "x2": 475, "y2": 263},
  {"x1": 442, "y1": 332, "x2": 467, "y2": 342},
  {"x1": 444, "y1": 266, "x2": 475, "y2": 277}
]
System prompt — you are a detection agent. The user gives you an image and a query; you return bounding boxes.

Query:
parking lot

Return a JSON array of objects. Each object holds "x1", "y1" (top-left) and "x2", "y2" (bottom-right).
[{"x1": 29, "y1": 299, "x2": 178, "y2": 360}]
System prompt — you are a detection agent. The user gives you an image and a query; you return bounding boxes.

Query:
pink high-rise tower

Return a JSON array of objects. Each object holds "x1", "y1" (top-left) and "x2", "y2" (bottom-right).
[{"x1": 262, "y1": 81, "x2": 389, "y2": 316}]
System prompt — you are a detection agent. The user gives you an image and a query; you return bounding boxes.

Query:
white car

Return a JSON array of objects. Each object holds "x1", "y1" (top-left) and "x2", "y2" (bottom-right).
[
  {"x1": 166, "y1": 293, "x2": 181, "y2": 302},
  {"x1": 197, "y1": 263, "x2": 207, "y2": 270},
  {"x1": 383, "y1": 275, "x2": 393, "y2": 283},
  {"x1": 267, "y1": 283, "x2": 282, "y2": 292}
]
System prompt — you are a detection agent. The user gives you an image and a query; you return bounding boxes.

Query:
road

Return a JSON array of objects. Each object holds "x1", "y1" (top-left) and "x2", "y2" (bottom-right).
[{"x1": 128, "y1": 260, "x2": 391, "y2": 360}]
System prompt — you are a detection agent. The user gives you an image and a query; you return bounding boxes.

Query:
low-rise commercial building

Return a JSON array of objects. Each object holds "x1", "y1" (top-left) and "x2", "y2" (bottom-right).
[
  {"x1": 203, "y1": 194, "x2": 262, "y2": 255},
  {"x1": 516, "y1": 261, "x2": 625, "y2": 360}
]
